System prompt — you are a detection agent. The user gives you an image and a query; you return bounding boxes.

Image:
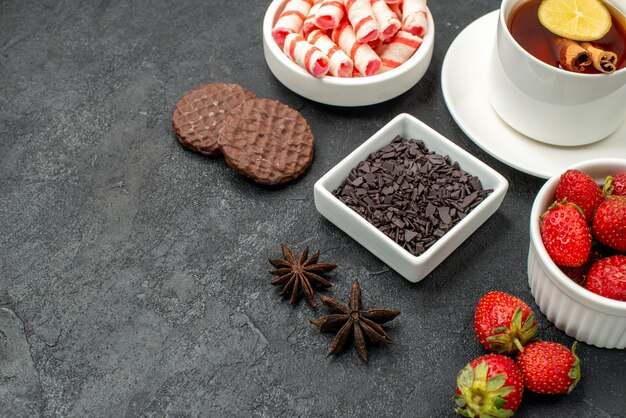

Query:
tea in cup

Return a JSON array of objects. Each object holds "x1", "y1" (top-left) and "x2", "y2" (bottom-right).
[{"x1": 487, "y1": 0, "x2": 626, "y2": 146}]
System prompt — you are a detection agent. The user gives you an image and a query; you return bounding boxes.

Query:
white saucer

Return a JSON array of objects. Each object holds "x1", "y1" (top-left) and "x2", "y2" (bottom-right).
[{"x1": 441, "y1": 11, "x2": 626, "y2": 179}]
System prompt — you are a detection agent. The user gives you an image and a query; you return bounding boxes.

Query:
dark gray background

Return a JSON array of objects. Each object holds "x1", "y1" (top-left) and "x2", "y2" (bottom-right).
[{"x1": 1, "y1": 0, "x2": 624, "y2": 416}]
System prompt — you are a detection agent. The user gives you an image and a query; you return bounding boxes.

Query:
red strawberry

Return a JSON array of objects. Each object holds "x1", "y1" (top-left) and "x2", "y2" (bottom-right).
[
  {"x1": 475, "y1": 291, "x2": 538, "y2": 355},
  {"x1": 516, "y1": 341, "x2": 581, "y2": 395},
  {"x1": 592, "y1": 196, "x2": 626, "y2": 252},
  {"x1": 556, "y1": 169, "x2": 603, "y2": 224},
  {"x1": 540, "y1": 201, "x2": 592, "y2": 267},
  {"x1": 604, "y1": 173, "x2": 626, "y2": 197},
  {"x1": 454, "y1": 354, "x2": 524, "y2": 417},
  {"x1": 559, "y1": 247, "x2": 602, "y2": 287},
  {"x1": 584, "y1": 255, "x2": 626, "y2": 301}
]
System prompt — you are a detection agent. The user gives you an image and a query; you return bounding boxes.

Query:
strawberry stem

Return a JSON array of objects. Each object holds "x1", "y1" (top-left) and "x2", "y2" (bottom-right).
[
  {"x1": 540, "y1": 200, "x2": 563, "y2": 221},
  {"x1": 567, "y1": 342, "x2": 582, "y2": 393},
  {"x1": 454, "y1": 362, "x2": 515, "y2": 418},
  {"x1": 540, "y1": 199, "x2": 585, "y2": 220},
  {"x1": 485, "y1": 307, "x2": 536, "y2": 355},
  {"x1": 604, "y1": 176, "x2": 614, "y2": 199}
]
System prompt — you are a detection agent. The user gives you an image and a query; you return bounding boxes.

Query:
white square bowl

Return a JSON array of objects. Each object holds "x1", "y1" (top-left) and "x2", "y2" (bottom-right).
[{"x1": 314, "y1": 114, "x2": 508, "y2": 282}]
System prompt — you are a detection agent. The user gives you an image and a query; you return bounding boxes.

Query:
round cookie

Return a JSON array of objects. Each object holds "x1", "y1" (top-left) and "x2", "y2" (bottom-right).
[
  {"x1": 172, "y1": 83, "x2": 256, "y2": 156},
  {"x1": 218, "y1": 99, "x2": 314, "y2": 185}
]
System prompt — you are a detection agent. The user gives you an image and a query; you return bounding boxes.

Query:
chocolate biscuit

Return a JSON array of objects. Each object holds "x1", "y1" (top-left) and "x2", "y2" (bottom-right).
[
  {"x1": 172, "y1": 83, "x2": 255, "y2": 156},
  {"x1": 218, "y1": 98, "x2": 314, "y2": 185}
]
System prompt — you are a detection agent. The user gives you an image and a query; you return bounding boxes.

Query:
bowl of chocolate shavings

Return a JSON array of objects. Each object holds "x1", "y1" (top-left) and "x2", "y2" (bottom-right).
[{"x1": 314, "y1": 113, "x2": 508, "y2": 282}]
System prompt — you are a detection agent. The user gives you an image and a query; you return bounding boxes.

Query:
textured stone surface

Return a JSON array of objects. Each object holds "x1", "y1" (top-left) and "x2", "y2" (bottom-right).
[{"x1": 0, "y1": 0, "x2": 625, "y2": 417}]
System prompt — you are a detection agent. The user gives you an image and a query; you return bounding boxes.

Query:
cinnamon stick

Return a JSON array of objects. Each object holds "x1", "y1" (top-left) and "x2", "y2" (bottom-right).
[
  {"x1": 553, "y1": 38, "x2": 592, "y2": 72},
  {"x1": 581, "y1": 42, "x2": 618, "y2": 74}
]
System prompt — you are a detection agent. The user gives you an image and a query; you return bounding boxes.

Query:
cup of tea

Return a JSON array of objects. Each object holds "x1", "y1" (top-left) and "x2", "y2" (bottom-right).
[{"x1": 487, "y1": 0, "x2": 626, "y2": 146}]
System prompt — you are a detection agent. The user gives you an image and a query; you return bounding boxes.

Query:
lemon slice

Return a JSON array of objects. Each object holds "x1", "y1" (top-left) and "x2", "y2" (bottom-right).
[{"x1": 538, "y1": 0, "x2": 612, "y2": 41}]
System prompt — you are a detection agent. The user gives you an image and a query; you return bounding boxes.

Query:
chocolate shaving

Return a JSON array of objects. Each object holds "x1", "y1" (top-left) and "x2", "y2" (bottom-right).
[{"x1": 332, "y1": 136, "x2": 493, "y2": 257}]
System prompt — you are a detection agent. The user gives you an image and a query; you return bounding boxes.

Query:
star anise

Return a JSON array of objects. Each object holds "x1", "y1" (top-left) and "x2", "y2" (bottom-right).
[
  {"x1": 310, "y1": 280, "x2": 400, "y2": 363},
  {"x1": 268, "y1": 243, "x2": 337, "y2": 309}
]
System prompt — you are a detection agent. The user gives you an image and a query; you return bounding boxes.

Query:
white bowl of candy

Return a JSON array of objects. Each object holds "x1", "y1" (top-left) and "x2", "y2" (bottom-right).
[{"x1": 263, "y1": 0, "x2": 435, "y2": 106}]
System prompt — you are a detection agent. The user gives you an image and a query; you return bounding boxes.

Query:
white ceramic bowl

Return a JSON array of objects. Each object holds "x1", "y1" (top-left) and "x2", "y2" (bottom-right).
[
  {"x1": 528, "y1": 158, "x2": 626, "y2": 349},
  {"x1": 314, "y1": 114, "x2": 508, "y2": 282},
  {"x1": 262, "y1": 0, "x2": 435, "y2": 106}
]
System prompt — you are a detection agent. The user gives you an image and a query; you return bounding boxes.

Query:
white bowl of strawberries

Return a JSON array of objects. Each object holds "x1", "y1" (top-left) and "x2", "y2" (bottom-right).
[{"x1": 529, "y1": 158, "x2": 626, "y2": 349}]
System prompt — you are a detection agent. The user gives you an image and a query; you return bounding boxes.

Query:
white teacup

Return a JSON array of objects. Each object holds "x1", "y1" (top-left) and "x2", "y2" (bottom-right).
[{"x1": 488, "y1": 0, "x2": 626, "y2": 146}]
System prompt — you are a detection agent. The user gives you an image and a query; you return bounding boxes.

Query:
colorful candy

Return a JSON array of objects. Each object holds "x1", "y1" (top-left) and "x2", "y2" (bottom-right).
[
  {"x1": 315, "y1": 0, "x2": 345, "y2": 29},
  {"x1": 388, "y1": 2, "x2": 403, "y2": 20},
  {"x1": 303, "y1": 1, "x2": 323, "y2": 37},
  {"x1": 376, "y1": 30, "x2": 423, "y2": 72},
  {"x1": 344, "y1": 0, "x2": 380, "y2": 43},
  {"x1": 273, "y1": 0, "x2": 429, "y2": 78},
  {"x1": 308, "y1": 29, "x2": 354, "y2": 77},
  {"x1": 272, "y1": 0, "x2": 315, "y2": 47},
  {"x1": 370, "y1": 0, "x2": 402, "y2": 41},
  {"x1": 401, "y1": 0, "x2": 428, "y2": 37},
  {"x1": 284, "y1": 33, "x2": 330, "y2": 77},
  {"x1": 332, "y1": 21, "x2": 381, "y2": 76}
]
